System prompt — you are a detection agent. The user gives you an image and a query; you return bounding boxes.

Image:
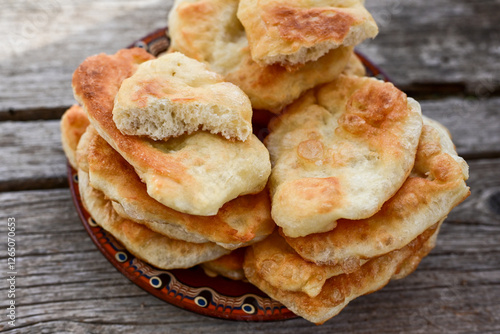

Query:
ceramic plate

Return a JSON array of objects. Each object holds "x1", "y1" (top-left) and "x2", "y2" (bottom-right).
[{"x1": 70, "y1": 27, "x2": 389, "y2": 322}]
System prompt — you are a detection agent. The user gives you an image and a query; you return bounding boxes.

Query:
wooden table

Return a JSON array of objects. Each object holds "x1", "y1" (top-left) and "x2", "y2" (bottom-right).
[{"x1": 1, "y1": 1, "x2": 499, "y2": 333}]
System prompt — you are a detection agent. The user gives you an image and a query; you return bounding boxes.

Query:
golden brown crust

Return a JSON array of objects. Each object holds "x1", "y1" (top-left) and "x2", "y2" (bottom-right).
[
  {"x1": 72, "y1": 48, "x2": 180, "y2": 175},
  {"x1": 77, "y1": 170, "x2": 230, "y2": 270},
  {"x1": 112, "y1": 52, "x2": 253, "y2": 141},
  {"x1": 392, "y1": 220, "x2": 441, "y2": 280},
  {"x1": 72, "y1": 48, "x2": 154, "y2": 137},
  {"x1": 265, "y1": 6, "x2": 355, "y2": 43},
  {"x1": 84, "y1": 126, "x2": 275, "y2": 249},
  {"x1": 201, "y1": 248, "x2": 246, "y2": 280},
  {"x1": 237, "y1": 0, "x2": 378, "y2": 66},
  {"x1": 338, "y1": 79, "x2": 409, "y2": 140},
  {"x1": 248, "y1": 232, "x2": 348, "y2": 298},
  {"x1": 284, "y1": 117, "x2": 469, "y2": 264},
  {"x1": 224, "y1": 46, "x2": 352, "y2": 112},
  {"x1": 72, "y1": 48, "x2": 271, "y2": 216},
  {"x1": 168, "y1": 0, "x2": 352, "y2": 112},
  {"x1": 265, "y1": 75, "x2": 423, "y2": 237},
  {"x1": 60, "y1": 104, "x2": 90, "y2": 168},
  {"x1": 244, "y1": 223, "x2": 440, "y2": 324}
]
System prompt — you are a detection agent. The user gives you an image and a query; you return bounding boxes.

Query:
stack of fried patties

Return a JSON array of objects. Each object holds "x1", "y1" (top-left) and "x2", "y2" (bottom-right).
[
  {"x1": 61, "y1": 0, "x2": 471, "y2": 325},
  {"x1": 167, "y1": 0, "x2": 470, "y2": 324},
  {"x1": 62, "y1": 51, "x2": 276, "y2": 278},
  {"x1": 167, "y1": 0, "x2": 377, "y2": 113},
  {"x1": 244, "y1": 80, "x2": 470, "y2": 324}
]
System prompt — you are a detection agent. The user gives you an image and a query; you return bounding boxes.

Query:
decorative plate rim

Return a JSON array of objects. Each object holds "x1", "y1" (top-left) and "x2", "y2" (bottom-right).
[
  {"x1": 69, "y1": 165, "x2": 298, "y2": 322},
  {"x1": 70, "y1": 27, "x2": 389, "y2": 322}
]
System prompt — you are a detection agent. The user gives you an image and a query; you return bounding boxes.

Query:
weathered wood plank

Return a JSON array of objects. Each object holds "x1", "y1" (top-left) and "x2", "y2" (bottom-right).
[
  {"x1": 0, "y1": 107, "x2": 68, "y2": 122},
  {"x1": 0, "y1": 97, "x2": 499, "y2": 191},
  {"x1": 420, "y1": 97, "x2": 500, "y2": 160},
  {"x1": 1, "y1": 0, "x2": 498, "y2": 332},
  {"x1": 443, "y1": 158, "x2": 500, "y2": 227},
  {"x1": 1, "y1": 0, "x2": 499, "y2": 113},
  {"x1": 0, "y1": 158, "x2": 499, "y2": 333},
  {"x1": 360, "y1": 0, "x2": 500, "y2": 94},
  {"x1": 0, "y1": 0, "x2": 172, "y2": 113},
  {"x1": 0, "y1": 120, "x2": 67, "y2": 192}
]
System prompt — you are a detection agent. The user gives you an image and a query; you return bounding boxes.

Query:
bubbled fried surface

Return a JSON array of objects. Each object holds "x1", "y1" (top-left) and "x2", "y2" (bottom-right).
[
  {"x1": 244, "y1": 223, "x2": 440, "y2": 324},
  {"x1": 237, "y1": 0, "x2": 378, "y2": 66},
  {"x1": 60, "y1": 104, "x2": 90, "y2": 169},
  {"x1": 265, "y1": 75, "x2": 423, "y2": 237},
  {"x1": 283, "y1": 117, "x2": 470, "y2": 265},
  {"x1": 168, "y1": 0, "x2": 352, "y2": 113},
  {"x1": 75, "y1": 136, "x2": 230, "y2": 270},
  {"x1": 72, "y1": 48, "x2": 271, "y2": 216},
  {"x1": 82, "y1": 126, "x2": 275, "y2": 249},
  {"x1": 201, "y1": 247, "x2": 246, "y2": 280},
  {"x1": 248, "y1": 232, "x2": 350, "y2": 298}
]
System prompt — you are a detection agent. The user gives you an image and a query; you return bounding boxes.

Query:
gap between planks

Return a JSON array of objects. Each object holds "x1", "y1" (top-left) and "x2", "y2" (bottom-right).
[{"x1": 3, "y1": 86, "x2": 500, "y2": 122}]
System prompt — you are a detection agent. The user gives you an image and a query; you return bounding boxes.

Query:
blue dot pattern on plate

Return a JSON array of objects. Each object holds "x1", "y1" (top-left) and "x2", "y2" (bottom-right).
[
  {"x1": 88, "y1": 217, "x2": 98, "y2": 227},
  {"x1": 67, "y1": 27, "x2": 313, "y2": 320},
  {"x1": 134, "y1": 41, "x2": 148, "y2": 50},
  {"x1": 194, "y1": 296, "x2": 208, "y2": 308},
  {"x1": 149, "y1": 276, "x2": 162, "y2": 288},
  {"x1": 242, "y1": 304, "x2": 256, "y2": 314},
  {"x1": 115, "y1": 252, "x2": 128, "y2": 263}
]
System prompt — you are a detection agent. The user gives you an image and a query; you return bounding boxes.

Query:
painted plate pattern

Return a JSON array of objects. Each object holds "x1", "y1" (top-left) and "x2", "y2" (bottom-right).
[{"x1": 70, "y1": 27, "x2": 389, "y2": 321}]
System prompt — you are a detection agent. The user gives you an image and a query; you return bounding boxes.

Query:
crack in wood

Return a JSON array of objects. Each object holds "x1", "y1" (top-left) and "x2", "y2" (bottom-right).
[
  {"x1": 461, "y1": 151, "x2": 500, "y2": 161},
  {"x1": 0, "y1": 107, "x2": 68, "y2": 122},
  {"x1": 488, "y1": 191, "x2": 500, "y2": 215},
  {"x1": 2, "y1": 82, "x2": 500, "y2": 121},
  {"x1": 0, "y1": 178, "x2": 68, "y2": 193}
]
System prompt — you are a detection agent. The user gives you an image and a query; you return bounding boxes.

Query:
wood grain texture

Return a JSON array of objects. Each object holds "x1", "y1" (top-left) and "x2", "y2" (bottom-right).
[
  {"x1": 0, "y1": 0, "x2": 172, "y2": 113},
  {"x1": 0, "y1": 0, "x2": 498, "y2": 332},
  {"x1": 0, "y1": 98, "x2": 499, "y2": 191},
  {"x1": 1, "y1": 0, "x2": 500, "y2": 113},
  {"x1": 0, "y1": 120, "x2": 67, "y2": 192},
  {"x1": 0, "y1": 158, "x2": 499, "y2": 333},
  {"x1": 359, "y1": 0, "x2": 500, "y2": 94},
  {"x1": 420, "y1": 97, "x2": 500, "y2": 160}
]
